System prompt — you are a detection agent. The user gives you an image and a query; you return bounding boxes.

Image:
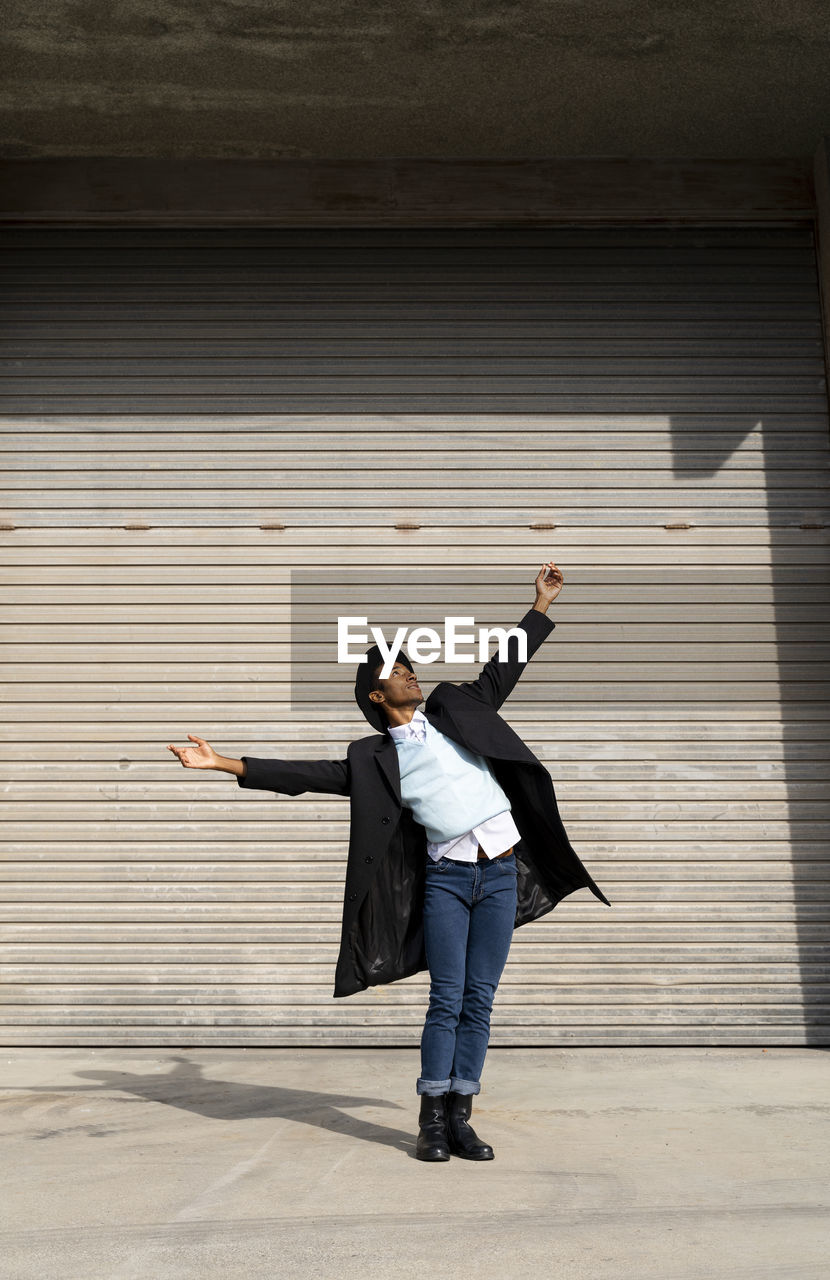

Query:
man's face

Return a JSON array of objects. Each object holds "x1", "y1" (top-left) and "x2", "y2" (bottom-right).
[{"x1": 368, "y1": 661, "x2": 423, "y2": 714}]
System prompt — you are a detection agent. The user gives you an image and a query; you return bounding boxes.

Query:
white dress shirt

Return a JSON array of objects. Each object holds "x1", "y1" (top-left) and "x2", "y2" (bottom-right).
[{"x1": 387, "y1": 708, "x2": 520, "y2": 862}]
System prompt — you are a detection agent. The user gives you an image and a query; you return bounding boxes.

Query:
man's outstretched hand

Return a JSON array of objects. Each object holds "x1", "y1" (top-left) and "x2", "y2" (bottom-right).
[
  {"x1": 167, "y1": 734, "x2": 220, "y2": 769},
  {"x1": 533, "y1": 561, "x2": 564, "y2": 612}
]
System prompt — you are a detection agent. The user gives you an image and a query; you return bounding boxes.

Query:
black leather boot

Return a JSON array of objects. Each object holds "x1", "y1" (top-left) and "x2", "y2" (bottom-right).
[
  {"x1": 446, "y1": 1091, "x2": 494, "y2": 1160},
  {"x1": 415, "y1": 1092, "x2": 451, "y2": 1162}
]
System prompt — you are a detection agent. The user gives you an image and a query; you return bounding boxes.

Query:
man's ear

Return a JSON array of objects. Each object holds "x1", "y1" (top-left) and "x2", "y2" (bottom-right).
[{"x1": 368, "y1": 689, "x2": 384, "y2": 705}]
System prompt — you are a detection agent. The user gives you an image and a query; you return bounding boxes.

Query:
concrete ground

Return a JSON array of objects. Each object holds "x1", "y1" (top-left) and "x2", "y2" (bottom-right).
[{"x1": 0, "y1": 1047, "x2": 828, "y2": 1280}]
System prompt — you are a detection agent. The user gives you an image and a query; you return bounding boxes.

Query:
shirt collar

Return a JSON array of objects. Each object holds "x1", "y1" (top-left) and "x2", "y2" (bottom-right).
[{"x1": 388, "y1": 708, "x2": 428, "y2": 741}]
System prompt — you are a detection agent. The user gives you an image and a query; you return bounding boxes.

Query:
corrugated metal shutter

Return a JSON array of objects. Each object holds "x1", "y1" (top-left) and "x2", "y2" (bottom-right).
[{"x1": 1, "y1": 225, "x2": 829, "y2": 1046}]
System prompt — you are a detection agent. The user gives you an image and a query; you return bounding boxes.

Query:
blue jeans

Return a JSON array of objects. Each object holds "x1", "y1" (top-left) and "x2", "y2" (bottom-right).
[{"x1": 417, "y1": 852, "x2": 518, "y2": 1097}]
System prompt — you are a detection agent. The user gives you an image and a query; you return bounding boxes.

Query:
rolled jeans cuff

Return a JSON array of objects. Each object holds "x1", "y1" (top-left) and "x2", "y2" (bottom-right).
[
  {"x1": 450, "y1": 1076, "x2": 481, "y2": 1096},
  {"x1": 416, "y1": 1077, "x2": 452, "y2": 1096}
]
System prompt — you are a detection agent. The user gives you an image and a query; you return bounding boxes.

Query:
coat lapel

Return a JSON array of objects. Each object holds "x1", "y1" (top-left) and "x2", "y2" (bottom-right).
[{"x1": 373, "y1": 734, "x2": 402, "y2": 807}]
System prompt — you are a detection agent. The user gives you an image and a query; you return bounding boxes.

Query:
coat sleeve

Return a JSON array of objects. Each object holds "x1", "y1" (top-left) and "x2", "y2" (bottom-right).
[
  {"x1": 236, "y1": 756, "x2": 350, "y2": 796},
  {"x1": 456, "y1": 607, "x2": 556, "y2": 710}
]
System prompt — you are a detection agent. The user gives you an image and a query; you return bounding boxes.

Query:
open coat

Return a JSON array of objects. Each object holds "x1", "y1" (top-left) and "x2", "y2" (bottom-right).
[{"x1": 237, "y1": 606, "x2": 611, "y2": 997}]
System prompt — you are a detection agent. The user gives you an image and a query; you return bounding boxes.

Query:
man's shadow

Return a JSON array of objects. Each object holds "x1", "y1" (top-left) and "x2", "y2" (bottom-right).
[{"x1": 18, "y1": 1055, "x2": 419, "y2": 1157}]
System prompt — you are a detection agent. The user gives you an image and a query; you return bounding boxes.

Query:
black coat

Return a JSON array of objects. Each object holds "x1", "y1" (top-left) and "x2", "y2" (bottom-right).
[{"x1": 237, "y1": 606, "x2": 611, "y2": 998}]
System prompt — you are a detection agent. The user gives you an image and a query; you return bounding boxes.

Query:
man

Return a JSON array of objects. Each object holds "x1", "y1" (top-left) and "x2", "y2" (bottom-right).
[{"x1": 167, "y1": 562, "x2": 610, "y2": 1163}]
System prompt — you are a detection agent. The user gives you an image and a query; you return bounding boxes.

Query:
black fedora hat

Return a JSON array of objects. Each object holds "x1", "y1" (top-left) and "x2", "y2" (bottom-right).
[{"x1": 354, "y1": 643, "x2": 415, "y2": 733}]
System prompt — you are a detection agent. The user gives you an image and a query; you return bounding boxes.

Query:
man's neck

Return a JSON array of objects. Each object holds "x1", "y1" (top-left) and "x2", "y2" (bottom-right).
[{"x1": 384, "y1": 706, "x2": 422, "y2": 729}]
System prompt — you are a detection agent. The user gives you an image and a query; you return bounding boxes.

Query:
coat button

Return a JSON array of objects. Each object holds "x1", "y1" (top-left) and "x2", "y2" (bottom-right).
[
  {"x1": 381, "y1": 816, "x2": 389, "y2": 824},
  {"x1": 364, "y1": 855, "x2": 374, "y2": 864},
  {"x1": 348, "y1": 892, "x2": 357, "y2": 901}
]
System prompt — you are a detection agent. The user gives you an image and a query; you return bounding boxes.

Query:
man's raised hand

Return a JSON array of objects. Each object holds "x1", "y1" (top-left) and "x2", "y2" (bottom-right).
[
  {"x1": 534, "y1": 561, "x2": 564, "y2": 608},
  {"x1": 167, "y1": 733, "x2": 220, "y2": 770}
]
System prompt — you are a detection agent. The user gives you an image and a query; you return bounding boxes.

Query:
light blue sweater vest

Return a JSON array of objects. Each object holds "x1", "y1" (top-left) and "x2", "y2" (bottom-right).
[{"x1": 392, "y1": 725, "x2": 512, "y2": 843}]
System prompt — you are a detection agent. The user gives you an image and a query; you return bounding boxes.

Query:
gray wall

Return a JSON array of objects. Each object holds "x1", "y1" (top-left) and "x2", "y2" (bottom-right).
[{"x1": 2, "y1": 225, "x2": 829, "y2": 1046}]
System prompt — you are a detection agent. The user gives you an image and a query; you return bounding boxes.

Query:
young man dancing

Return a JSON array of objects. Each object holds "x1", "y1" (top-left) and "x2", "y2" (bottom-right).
[{"x1": 167, "y1": 563, "x2": 610, "y2": 1162}]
